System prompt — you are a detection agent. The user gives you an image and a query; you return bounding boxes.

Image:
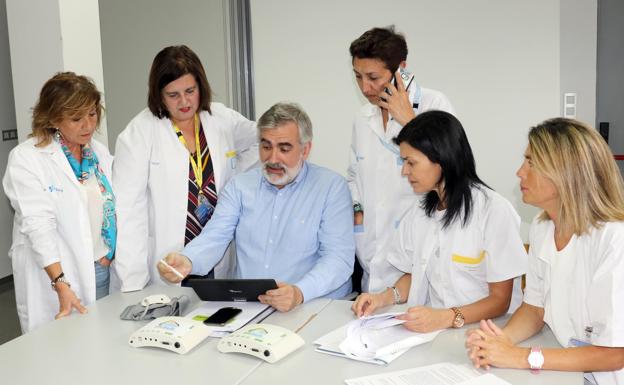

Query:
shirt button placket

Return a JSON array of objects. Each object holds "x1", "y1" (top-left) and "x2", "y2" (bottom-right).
[{"x1": 266, "y1": 189, "x2": 283, "y2": 269}]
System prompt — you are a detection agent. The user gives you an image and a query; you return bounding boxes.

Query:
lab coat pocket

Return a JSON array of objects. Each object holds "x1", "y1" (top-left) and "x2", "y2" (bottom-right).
[
  {"x1": 451, "y1": 251, "x2": 485, "y2": 264},
  {"x1": 451, "y1": 250, "x2": 486, "y2": 276},
  {"x1": 226, "y1": 150, "x2": 237, "y2": 169}
]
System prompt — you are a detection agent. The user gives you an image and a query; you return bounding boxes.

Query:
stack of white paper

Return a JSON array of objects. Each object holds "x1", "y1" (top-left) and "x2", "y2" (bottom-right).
[
  {"x1": 185, "y1": 301, "x2": 274, "y2": 337},
  {"x1": 345, "y1": 363, "x2": 513, "y2": 385},
  {"x1": 314, "y1": 312, "x2": 441, "y2": 365}
]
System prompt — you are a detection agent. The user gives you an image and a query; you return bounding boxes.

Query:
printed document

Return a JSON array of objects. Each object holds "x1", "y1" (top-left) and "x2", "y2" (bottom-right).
[
  {"x1": 345, "y1": 363, "x2": 513, "y2": 385},
  {"x1": 315, "y1": 312, "x2": 441, "y2": 365}
]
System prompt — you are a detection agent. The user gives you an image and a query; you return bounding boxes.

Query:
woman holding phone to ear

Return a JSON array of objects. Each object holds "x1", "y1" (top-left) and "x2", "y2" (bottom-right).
[{"x1": 347, "y1": 26, "x2": 455, "y2": 294}]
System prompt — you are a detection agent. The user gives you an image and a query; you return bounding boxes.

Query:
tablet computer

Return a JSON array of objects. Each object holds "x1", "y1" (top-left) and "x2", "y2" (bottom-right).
[{"x1": 188, "y1": 279, "x2": 278, "y2": 302}]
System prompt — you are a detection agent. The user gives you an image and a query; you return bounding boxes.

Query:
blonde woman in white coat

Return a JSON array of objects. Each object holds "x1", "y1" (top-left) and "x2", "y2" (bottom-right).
[
  {"x1": 3, "y1": 73, "x2": 116, "y2": 332},
  {"x1": 113, "y1": 45, "x2": 258, "y2": 292},
  {"x1": 466, "y1": 118, "x2": 624, "y2": 385}
]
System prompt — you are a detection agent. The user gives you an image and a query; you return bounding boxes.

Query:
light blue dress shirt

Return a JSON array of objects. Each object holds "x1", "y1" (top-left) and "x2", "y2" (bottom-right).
[{"x1": 183, "y1": 162, "x2": 355, "y2": 301}]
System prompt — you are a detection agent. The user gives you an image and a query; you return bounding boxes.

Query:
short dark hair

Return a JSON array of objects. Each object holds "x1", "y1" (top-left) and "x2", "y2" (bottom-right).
[
  {"x1": 349, "y1": 26, "x2": 408, "y2": 73},
  {"x1": 147, "y1": 45, "x2": 212, "y2": 118},
  {"x1": 393, "y1": 111, "x2": 488, "y2": 228}
]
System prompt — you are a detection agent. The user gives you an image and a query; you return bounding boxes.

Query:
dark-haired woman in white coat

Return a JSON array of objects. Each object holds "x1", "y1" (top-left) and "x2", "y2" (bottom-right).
[{"x1": 113, "y1": 45, "x2": 257, "y2": 292}]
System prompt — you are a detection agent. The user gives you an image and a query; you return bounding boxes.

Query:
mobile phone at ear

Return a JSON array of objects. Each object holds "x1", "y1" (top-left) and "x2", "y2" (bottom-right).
[
  {"x1": 385, "y1": 67, "x2": 414, "y2": 96},
  {"x1": 203, "y1": 307, "x2": 242, "y2": 326}
]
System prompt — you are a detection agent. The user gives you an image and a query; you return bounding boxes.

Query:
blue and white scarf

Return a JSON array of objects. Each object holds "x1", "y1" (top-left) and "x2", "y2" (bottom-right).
[{"x1": 58, "y1": 134, "x2": 117, "y2": 260}]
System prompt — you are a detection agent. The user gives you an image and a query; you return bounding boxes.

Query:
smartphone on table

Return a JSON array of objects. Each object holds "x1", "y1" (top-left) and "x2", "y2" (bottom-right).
[{"x1": 203, "y1": 307, "x2": 242, "y2": 326}]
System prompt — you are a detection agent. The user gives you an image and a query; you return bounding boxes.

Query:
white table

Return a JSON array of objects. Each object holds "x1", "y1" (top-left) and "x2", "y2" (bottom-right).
[
  {"x1": 240, "y1": 300, "x2": 583, "y2": 385},
  {"x1": 0, "y1": 288, "x2": 582, "y2": 385},
  {"x1": 0, "y1": 286, "x2": 263, "y2": 385}
]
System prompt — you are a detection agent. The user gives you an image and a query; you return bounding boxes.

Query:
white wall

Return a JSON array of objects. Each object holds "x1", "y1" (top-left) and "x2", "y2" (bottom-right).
[
  {"x1": 6, "y1": 0, "x2": 107, "y2": 144},
  {"x1": 58, "y1": 0, "x2": 108, "y2": 145},
  {"x1": 251, "y1": 0, "x2": 596, "y2": 239},
  {"x1": 6, "y1": 0, "x2": 63, "y2": 142},
  {"x1": 98, "y1": 0, "x2": 230, "y2": 151},
  {"x1": 560, "y1": 0, "x2": 597, "y2": 125}
]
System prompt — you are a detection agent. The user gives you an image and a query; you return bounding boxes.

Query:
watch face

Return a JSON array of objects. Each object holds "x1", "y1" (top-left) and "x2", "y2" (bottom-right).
[
  {"x1": 528, "y1": 351, "x2": 544, "y2": 368},
  {"x1": 451, "y1": 308, "x2": 465, "y2": 328}
]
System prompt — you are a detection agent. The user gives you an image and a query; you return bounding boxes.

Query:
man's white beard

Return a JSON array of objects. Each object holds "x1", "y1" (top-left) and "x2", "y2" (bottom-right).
[{"x1": 262, "y1": 158, "x2": 303, "y2": 187}]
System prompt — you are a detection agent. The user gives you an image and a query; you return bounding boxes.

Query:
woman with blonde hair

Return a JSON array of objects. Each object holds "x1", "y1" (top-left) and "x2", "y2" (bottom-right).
[
  {"x1": 3, "y1": 72, "x2": 115, "y2": 332},
  {"x1": 466, "y1": 118, "x2": 624, "y2": 385}
]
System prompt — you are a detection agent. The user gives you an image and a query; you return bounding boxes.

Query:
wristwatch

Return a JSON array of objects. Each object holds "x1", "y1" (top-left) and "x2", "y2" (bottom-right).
[
  {"x1": 528, "y1": 346, "x2": 544, "y2": 373},
  {"x1": 50, "y1": 272, "x2": 71, "y2": 290},
  {"x1": 389, "y1": 286, "x2": 401, "y2": 304},
  {"x1": 450, "y1": 307, "x2": 465, "y2": 328},
  {"x1": 353, "y1": 202, "x2": 363, "y2": 214}
]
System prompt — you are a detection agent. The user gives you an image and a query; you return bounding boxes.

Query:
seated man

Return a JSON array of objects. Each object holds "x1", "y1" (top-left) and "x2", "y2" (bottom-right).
[{"x1": 159, "y1": 102, "x2": 355, "y2": 312}]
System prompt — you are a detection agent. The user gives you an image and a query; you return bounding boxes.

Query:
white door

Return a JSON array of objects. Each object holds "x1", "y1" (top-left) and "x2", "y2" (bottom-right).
[{"x1": 597, "y1": 0, "x2": 624, "y2": 174}]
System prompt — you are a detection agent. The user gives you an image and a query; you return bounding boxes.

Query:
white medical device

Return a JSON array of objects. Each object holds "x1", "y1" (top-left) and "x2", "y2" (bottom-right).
[
  {"x1": 217, "y1": 323, "x2": 305, "y2": 363},
  {"x1": 141, "y1": 294, "x2": 171, "y2": 307},
  {"x1": 128, "y1": 316, "x2": 211, "y2": 354}
]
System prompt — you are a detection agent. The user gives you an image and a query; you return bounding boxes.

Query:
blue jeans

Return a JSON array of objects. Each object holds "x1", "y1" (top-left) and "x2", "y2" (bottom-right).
[{"x1": 94, "y1": 261, "x2": 110, "y2": 300}]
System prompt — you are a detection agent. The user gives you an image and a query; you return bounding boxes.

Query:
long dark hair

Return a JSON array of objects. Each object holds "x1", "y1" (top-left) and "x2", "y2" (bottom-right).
[{"x1": 393, "y1": 110, "x2": 488, "y2": 228}]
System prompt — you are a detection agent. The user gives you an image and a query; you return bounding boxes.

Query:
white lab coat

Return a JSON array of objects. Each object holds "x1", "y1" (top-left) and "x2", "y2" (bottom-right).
[
  {"x1": 524, "y1": 218, "x2": 624, "y2": 385},
  {"x1": 347, "y1": 84, "x2": 455, "y2": 292},
  {"x1": 385, "y1": 186, "x2": 526, "y2": 312},
  {"x1": 2, "y1": 137, "x2": 113, "y2": 333},
  {"x1": 112, "y1": 104, "x2": 258, "y2": 292}
]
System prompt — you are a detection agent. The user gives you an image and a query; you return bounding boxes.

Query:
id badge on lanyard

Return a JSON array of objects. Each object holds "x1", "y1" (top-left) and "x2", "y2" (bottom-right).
[
  {"x1": 195, "y1": 193, "x2": 214, "y2": 226},
  {"x1": 173, "y1": 114, "x2": 214, "y2": 226}
]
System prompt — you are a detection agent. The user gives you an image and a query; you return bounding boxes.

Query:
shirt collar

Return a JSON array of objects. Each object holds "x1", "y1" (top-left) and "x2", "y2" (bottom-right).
[
  {"x1": 261, "y1": 161, "x2": 309, "y2": 192},
  {"x1": 361, "y1": 102, "x2": 379, "y2": 117},
  {"x1": 32, "y1": 138, "x2": 61, "y2": 154}
]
